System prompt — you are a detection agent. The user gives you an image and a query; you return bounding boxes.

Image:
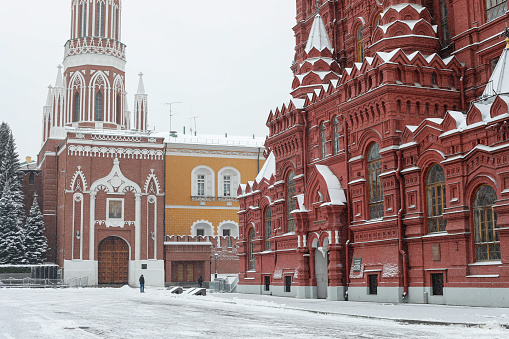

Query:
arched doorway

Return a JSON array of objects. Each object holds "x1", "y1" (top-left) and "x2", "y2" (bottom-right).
[{"x1": 98, "y1": 237, "x2": 129, "y2": 284}]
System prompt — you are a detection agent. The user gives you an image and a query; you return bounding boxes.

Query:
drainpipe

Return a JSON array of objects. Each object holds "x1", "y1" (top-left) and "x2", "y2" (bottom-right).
[
  {"x1": 303, "y1": 111, "x2": 308, "y2": 189},
  {"x1": 460, "y1": 67, "x2": 466, "y2": 111},
  {"x1": 343, "y1": 121, "x2": 351, "y2": 299},
  {"x1": 257, "y1": 147, "x2": 261, "y2": 173},
  {"x1": 395, "y1": 150, "x2": 408, "y2": 298}
]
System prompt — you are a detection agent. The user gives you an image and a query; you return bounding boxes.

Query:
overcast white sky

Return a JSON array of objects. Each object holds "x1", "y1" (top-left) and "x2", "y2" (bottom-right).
[{"x1": 0, "y1": 0, "x2": 296, "y2": 160}]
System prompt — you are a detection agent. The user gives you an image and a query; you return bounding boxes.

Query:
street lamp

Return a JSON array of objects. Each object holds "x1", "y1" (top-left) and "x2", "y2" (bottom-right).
[{"x1": 214, "y1": 253, "x2": 218, "y2": 279}]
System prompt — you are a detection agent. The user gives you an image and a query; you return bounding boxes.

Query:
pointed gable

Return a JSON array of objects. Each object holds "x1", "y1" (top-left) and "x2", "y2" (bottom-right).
[{"x1": 483, "y1": 42, "x2": 509, "y2": 97}]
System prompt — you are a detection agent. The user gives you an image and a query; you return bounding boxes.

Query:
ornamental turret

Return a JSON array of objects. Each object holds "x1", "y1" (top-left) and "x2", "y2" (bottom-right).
[{"x1": 134, "y1": 73, "x2": 148, "y2": 131}]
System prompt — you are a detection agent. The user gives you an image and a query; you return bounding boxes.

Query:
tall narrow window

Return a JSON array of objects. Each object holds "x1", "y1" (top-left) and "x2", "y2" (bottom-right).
[
  {"x1": 374, "y1": 13, "x2": 382, "y2": 29},
  {"x1": 95, "y1": 92, "x2": 103, "y2": 121},
  {"x1": 320, "y1": 122, "x2": 327, "y2": 159},
  {"x1": 29, "y1": 172, "x2": 34, "y2": 185},
  {"x1": 368, "y1": 143, "x2": 383, "y2": 219},
  {"x1": 440, "y1": 0, "x2": 449, "y2": 46},
  {"x1": 486, "y1": 0, "x2": 507, "y2": 22},
  {"x1": 333, "y1": 117, "x2": 340, "y2": 155},
  {"x1": 197, "y1": 174, "x2": 205, "y2": 196},
  {"x1": 223, "y1": 229, "x2": 232, "y2": 248},
  {"x1": 223, "y1": 175, "x2": 231, "y2": 197},
  {"x1": 96, "y1": 1, "x2": 105, "y2": 37},
  {"x1": 248, "y1": 229, "x2": 255, "y2": 270},
  {"x1": 115, "y1": 8, "x2": 119, "y2": 40},
  {"x1": 473, "y1": 185, "x2": 500, "y2": 261},
  {"x1": 427, "y1": 164, "x2": 447, "y2": 233},
  {"x1": 80, "y1": 3, "x2": 87, "y2": 37},
  {"x1": 116, "y1": 94, "x2": 121, "y2": 125},
  {"x1": 74, "y1": 92, "x2": 80, "y2": 122},
  {"x1": 286, "y1": 171, "x2": 296, "y2": 232},
  {"x1": 357, "y1": 25, "x2": 365, "y2": 63},
  {"x1": 264, "y1": 207, "x2": 272, "y2": 250}
]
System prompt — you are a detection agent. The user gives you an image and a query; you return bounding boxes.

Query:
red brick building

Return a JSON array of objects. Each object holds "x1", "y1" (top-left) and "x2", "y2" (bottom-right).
[
  {"x1": 237, "y1": 0, "x2": 509, "y2": 307},
  {"x1": 38, "y1": 0, "x2": 165, "y2": 286}
]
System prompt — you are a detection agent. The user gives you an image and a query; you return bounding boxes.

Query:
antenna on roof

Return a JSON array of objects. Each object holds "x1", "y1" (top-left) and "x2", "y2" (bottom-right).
[
  {"x1": 188, "y1": 116, "x2": 200, "y2": 136},
  {"x1": 164, "y1": 102, "x2": 182, "y2": 137}
]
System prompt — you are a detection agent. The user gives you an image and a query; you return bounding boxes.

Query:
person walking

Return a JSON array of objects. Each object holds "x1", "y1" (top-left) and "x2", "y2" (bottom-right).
[
  {"x1": 198, "y1": 276, "x2": 203, "y2": 288},
  {"x1": 139, "y1": 274, "x2": 145, "y2": 293}
]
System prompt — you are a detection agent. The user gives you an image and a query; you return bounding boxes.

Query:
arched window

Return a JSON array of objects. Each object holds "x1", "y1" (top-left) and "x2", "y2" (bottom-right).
[
  {"x1": 264, "y1": 207, "x2": 272, "y2": 250},
  {"x1": 333, "y1": 117, "x2": 340, "y2": 155},
  {"x1": 218, "y1": 167, "x2": 241, "y2": 198},
  {"x1": 368, "y1": 143, "x2": 383, "y2": 219},
  {"x1": 486, "y1": 0, "x2": 507, "y2": 22},
  {"x1": 191, "y1": 166, "x2": 215, "y2": 197},
  {"x1": 29, "y1": 172, "x2": 34, "y2": 185},
  {"x1": 74, "y1": 92, "x2": 80, "y2": 122},
  {"x1": 287, "y1": 171, "x2": 296, "y2": 232},
  {"x1": 248, "y1": 228, "x2": 255, "y2": 270},
  {"x1": 116, "y1": 94, "x2": 121, "y2": 125},
  {"x1": 473, "y1": 185, "x2": 500, "y2": 261},
  {"x1": 357, "y1": 25, "x2": 365, "y2": 63},
  {"x1": 96, "y1": 1, "x2": 105, "y2": 37},
  {"x1": 95, "y1": 92, "x2": 103, "y2": 121},
  {"x1": 374, "y1": 13, "x2": 382, "y2": 29},
  {"x1": 426, "y1": 164, "x2": 447, "y2": 233},
  {"x1": 320, "y1": 122, "x2": 327, "y2": 159}
]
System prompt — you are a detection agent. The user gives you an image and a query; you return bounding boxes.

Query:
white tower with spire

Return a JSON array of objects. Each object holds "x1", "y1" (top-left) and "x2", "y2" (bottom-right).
[{"x1": 134, "y1": 72, "x2": 148, "y2": 131}]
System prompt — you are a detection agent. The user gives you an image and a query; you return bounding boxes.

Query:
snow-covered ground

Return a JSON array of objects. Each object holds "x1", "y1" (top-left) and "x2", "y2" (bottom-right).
[{"x1": 0, "y1": 287, "x2": 507, "y2": 338}]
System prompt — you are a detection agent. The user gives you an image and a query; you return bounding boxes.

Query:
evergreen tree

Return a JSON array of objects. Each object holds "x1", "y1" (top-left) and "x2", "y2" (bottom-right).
[
  {"x1": 0, "y1": 131, "x2": 22, "y2": 201},
  {"x1": 24, "y1": 194, "x2": 48, "y2": 264},
  {"x1": 0, "y1": 122, "x2": 9, "y2": 168},
  {"x1": 0, "y1": 182, "x2": 26, "y2": 264}
]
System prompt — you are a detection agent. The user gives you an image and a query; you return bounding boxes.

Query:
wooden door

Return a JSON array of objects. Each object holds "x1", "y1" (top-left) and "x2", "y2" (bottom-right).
[
  {"x1": 98, "y1": 237, "x2": 129, "y2": 284},
  {"x1": 186, "y1": 263, "x2": 194, "y2": 282}
]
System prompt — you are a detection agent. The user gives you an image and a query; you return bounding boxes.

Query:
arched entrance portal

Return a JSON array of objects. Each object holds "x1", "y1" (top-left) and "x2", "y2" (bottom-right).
[{"x1": 98, "y1": 237, "x2": 129, "y2": 284}]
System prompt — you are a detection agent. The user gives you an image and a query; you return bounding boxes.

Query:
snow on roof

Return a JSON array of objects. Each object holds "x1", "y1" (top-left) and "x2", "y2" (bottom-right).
[
  {"x1": 294, "y1": 194, "x2": 309, "y2": 212},
  {"x1": 381, "y1": 3, "x2": 426, "y2": 18},
  {"x1": 483, "y1": 45, "x2": 509, "y2": 97},
  {"x1": 255, "y1": 152, "x2": 276, "y2": 184},
  {"x1": 378, "y1": 19, "x2": 430, "y2": 34},
  {"x1": 315, "y1": 165, "x2": 346, "y2": 205},
  {"x1": 447, "y1": 111, "x2": 467, "y2": 129},
  {"x1": 405, "y1": 125, "x2": 418, "y2": 132},
  {"x1": 305, "y1": 14, "x2": 333, "y2": 54},
  {"x1": 155, "y1": 132, "x2": 265, "y2": 147}
]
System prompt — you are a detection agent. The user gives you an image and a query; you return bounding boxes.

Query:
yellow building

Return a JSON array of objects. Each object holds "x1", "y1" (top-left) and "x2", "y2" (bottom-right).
[{"x1": 164, "y1": 133, "x2": 265, "y2": 238}]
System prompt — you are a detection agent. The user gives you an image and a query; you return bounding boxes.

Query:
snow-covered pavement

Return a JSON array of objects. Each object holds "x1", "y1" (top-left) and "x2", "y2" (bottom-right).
[{"x1": 0, "y1": 287, "x2": 507, "y2": 338}]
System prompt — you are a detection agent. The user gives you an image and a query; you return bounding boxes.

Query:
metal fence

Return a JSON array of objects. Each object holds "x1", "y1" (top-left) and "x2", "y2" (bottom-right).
[{"x1": 0, "y1": 277, "x2": 66, "y2": 288}]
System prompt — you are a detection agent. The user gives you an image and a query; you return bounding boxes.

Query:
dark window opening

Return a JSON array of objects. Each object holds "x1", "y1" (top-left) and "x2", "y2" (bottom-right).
[
  {"x1": 29, "y1": 172, "x2": 34, "y2": 185},
  {"x1": 440, "y1": 0, "x2": 449, "y2": 46},
  {"x1": 368, "y1": 274, "x2": 378, "y2": 295},
  {"x1": 95, "y1": 92, "x2": 103, "y2": 121},
  {"x1": 264, "y1": 276, "x2": 270, "y2": 291},
  {"x1": 285, "y1": 276, "x2": 292, "y2": 292},
  {"x1": 431, "y1": 273, "x2": 444, "y2": 295}
]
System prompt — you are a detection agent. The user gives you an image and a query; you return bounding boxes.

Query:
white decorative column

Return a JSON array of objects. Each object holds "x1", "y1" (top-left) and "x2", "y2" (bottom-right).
[
  {"x1": 89, "y1": 191, "x2": 97, "y2": 260},
  {"x1": 135, "y1": 193, "x2": 141, "y2": 260}
]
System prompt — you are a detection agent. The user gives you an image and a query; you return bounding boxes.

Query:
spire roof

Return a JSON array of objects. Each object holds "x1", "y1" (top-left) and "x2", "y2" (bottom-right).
[
  {"x1": 54, "y1": 65, "x2": 63, "y2": 88},
  {"x1": 482, "y1": 39, "x2": 509, "y2": 97},
  {"x1": 45, "y1": 86, "x2": 53, "y2": 106},
  {"x1": 305, "y1": 14, "x2": 333, "y2": 54},
  {"x1": 137, "y1": 72, "x2": 146, "y2": 95}
]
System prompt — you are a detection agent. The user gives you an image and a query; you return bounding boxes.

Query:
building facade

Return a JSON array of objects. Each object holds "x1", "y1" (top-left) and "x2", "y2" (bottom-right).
[
  {"x1": 38, "y1": 0, "x2": 165, "y2": 286},
  {"x1": 237, "y1": 0, "x2": 509, "y2": 307},
  {"x1": 163, "y1": 134, "x2": 264, "y2": 284}
]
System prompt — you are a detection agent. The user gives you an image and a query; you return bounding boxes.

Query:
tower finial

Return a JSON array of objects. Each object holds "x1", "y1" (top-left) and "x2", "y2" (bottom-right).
[{"x1": 137, "y1": 72, "x2": 145, "y2": 94}]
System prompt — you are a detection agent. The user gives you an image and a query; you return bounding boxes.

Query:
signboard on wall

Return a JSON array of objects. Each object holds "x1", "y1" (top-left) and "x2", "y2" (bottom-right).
[{"x1": 353, "y1": 258, "x2": 362, "y2": 272}]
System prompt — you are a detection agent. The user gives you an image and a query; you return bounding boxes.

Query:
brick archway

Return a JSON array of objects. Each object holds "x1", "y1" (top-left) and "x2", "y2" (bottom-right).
[{"x1": 98, "y1": 236, "x2": 129, "y2": 284}]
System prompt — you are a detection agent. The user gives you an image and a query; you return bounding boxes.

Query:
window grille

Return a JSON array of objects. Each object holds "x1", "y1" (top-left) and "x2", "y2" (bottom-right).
[
  {"x1": 431, "y1": 273, "x2": 444, "y2": 295},
  {"x1": 320, "y1": 122, "x2": 327, "y2": 159},
  {"x1": 287, "y1": 172, "x2": 296, "y2": 232},
  {"x1": 248, "y1": 229, "x2": 255, "y2": 270},
  {"x1": 426, "y1": 164, "x2": 447, "y2": 233},
  {"x1": 333, "y1": 117, "x2": 340, "y2": 155},
  {"x1": 357, "y1": 26, "x2": 365, "y2": 63},
  {"x1": 95, "y1": 92, "x2": 103, "y2": 121},
  {"x1": 368, "y1": 143, "x2": 383, "y2": 219},
  {"x1": 473, "y1": 185, "x2": 500, "y2": 261},
  {"x1": 264, "y1": 207, "x2": 272, "y2": 250},
  {"x1": 368, "y1": 274, "x2": 378, "y2": 295},
  {"x1": 74, "y1": 93, "x2": 80, "y2": 122}
]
